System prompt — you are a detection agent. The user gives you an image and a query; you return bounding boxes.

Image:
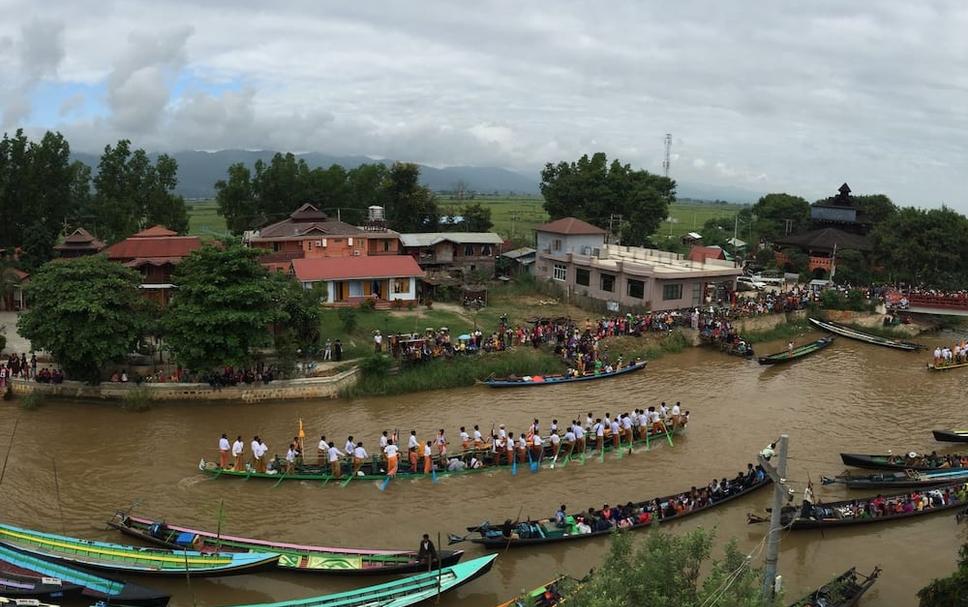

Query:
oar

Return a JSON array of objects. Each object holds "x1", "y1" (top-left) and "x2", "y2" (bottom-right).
[
  {"x1": 528, "y1": 446, "x2": 538, "y2": 473},
  {"x1": 378, "y1": 475, "x2": 392, "y2": 491},
  {"x1": 272, "y1": 470, "x2": 289, "y2": 488},
  {"x1": 664, "y1": 421, "x2": 674, "y2": 447},
  {"x1": 616, "y1": 434, "x2": 624, "y2": 460},
  {"x1": 511, "y1": 451, "x2": 518, "y2": 476}
]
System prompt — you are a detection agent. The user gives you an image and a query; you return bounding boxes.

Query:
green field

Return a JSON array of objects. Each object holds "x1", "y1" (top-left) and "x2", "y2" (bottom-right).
[{"x1": 187, "y1": 197, "x2": 746, "y2": 244}]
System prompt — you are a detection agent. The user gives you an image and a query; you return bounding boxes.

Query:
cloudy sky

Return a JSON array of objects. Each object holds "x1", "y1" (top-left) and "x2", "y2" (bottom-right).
[{"x1": 1, "y1": 1, "x2": 966, "y2": 208}]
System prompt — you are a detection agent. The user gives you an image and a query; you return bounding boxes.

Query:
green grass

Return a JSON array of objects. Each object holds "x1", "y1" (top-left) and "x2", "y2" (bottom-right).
[
  {"x1": 187, "y1": 201, "x2": 228, "y2": 238},
  {"x1": 740, "y1": 319, "x2": 813, "y2": 344},
  {"x1": 655, "y1": 201, "x2": 746, "y2": 241}
]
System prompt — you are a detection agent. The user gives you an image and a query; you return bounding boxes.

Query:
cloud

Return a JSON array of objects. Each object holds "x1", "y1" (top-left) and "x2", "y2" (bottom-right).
[{"x1": 2, "y1": 18, "x2": 64, "y2": 127}]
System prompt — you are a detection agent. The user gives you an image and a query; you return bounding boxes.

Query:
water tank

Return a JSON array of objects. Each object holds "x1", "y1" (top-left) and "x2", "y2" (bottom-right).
[{"x1": 368, "y1": 206, "x2": 385, "y2": 221}]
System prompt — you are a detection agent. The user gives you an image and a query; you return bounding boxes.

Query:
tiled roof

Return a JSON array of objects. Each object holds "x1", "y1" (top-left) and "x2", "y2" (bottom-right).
[
  {"x1": 399, "y1": 232, "x2": 504, "y2": 247},
  {"x1": 104, "y1": 227, "x2": 202, "y2": 261},
  {"x1": 775, "y1": 228, "x2": 872, "y2": 252},
  {"x1": 254, "y1": 219, "x2": 363, "y2": 240},
  {"x1": 687, "y1": 246, "x2": 726, "y2": 263},
  {"x1": 535, "y1": 217, "x2": 607, "y2": 235},
  {"x1": 288, "y1": 203, "x2": 329, "y2": 221},
  {"x1": 132, "y1": 225, "x2": 179, "y2": 238},
  {"x1": 292, "y1": 255, "x2": 425, "y2": 282},
  {"x1": 54, "y1": 228, "x2": 105, "y2": 251},
  {"x1": 123, "y1": 257, "x2": 185, "y2": 267}
]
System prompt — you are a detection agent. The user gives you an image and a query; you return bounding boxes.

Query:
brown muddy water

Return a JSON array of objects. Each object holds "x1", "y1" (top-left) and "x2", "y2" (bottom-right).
[{"x1": 1, "y1": 330, "x2": 966, "y2": 606}]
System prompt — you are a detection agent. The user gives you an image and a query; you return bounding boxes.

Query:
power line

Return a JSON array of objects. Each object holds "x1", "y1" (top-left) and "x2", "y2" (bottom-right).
[{"x1": 662, "y1": 133, "x2": 672, "y2": 178}]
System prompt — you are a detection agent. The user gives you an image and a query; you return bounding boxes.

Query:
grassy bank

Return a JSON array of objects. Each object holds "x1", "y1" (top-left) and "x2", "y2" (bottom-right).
[
  {"x1": 740, "y1": 318, "x2": 813, "y2": 344},
  {"x1": 340, "y1": 348, "x2": 563, "y2": 398},
  {"x1": 597, "y1": 331, "x2": 689, "y2": 361},
  {"x1": 837, "y1": 322, "x2": 923, "y2": 340}
]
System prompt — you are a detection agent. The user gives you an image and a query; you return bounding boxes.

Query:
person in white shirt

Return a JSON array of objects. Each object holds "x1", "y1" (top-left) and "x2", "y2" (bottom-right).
[
  {"x1": 459, "y1": 427, "x2": 470, "y2": 449},
  {"x1": 352, "y1": 442, "x2": 368, "y2": 476},
  {"x1": 593, "y1": 419, "x2": 605, "y2": 453},
  {"x1": 517, "y1": 434, "x2": 529, "y2": 463},
  {"x1": 549, "y1": 430, "x2": 561, "y2": 457},
  {"x1": 550, "y1": 419, "x2": 558, "y2": 435},
  {"x1": 231, "y1": 436, "x2": 244, "y2": 470},
  {"x1": 379, "y1": 431, "x2": 389, "y2": 450},
  {"x1": 384, "y1": 440, "x2": 400, "y2": 476},
  {"x1": 585, "y1": 413, "x2": 594, "y2": 432},
  {"x1": 317, "y1": 435, "x2": 328, "y2": 464},
  {"x1": 408, "y1": 431, "x2": 419, "y2": 450},
  {"x1": 374, "y1": 331, "x2": 383, "y2": 353},
  {"x1": 531, "y1": 433, "x2": 544, "y2": 462},
  {"x1": 257, "y1": 439, "x2": 268, "y2": 473},
  {"x1": 422, "y1": 441, "x2": 433, "y2": 474},
  {"x1": 472, "y1": 425, "x2": 483, "y2": 449},
  {"x1": 659, "y1": 402, "x2": 669, "y2": 420},
  {"x1": 285, "y1": 444, "x2": 297, "y2": 473},
  {"x1": 573, "y1": 423, "x2": 586, "y2": 453},
  {"x1": 609, "y1": 418, "x2": 621, "y2": 448},
  {"x1": 638, "y1": 410, "x2": 650, "y2": 438},
  {"x1": 671, "y1": 402, "x2": 682, "y2": 428},
  {"x1": 621, "y1": 414, "x2": 633, "y2": 445},
  {"x1": 469, "y1": 455, "x2": 483, "y2": 469},
  {"x1": 345, "y1": 436, "x2": 355, "y2": 455},
  {"x1": 327, "y1": 442, "x2": 344, "y2": 479},
  {"x1": 250, "y1": 436, "x2": 262, "y2": 472},
  {"x1": 498, "y1": 425, "x2": 507, "y2": 441},
  {"x1": 218, "y1": 434, "x2": 231, "y2": 469}
]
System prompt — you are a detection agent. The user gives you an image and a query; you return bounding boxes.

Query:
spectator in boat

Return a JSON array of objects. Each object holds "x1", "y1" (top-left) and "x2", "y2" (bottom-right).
[
  {"x1": 555, "y1": 505, "x2": 568, "y2": 528},
  {"x1": 417, "y1": 534, "x2": 437, "y2": 564}
]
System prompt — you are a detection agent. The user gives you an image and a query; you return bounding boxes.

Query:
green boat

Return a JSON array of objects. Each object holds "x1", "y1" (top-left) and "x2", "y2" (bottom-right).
[
  {"x1": 200, "y1": 425, "x2": 682, "y2": 484},
  {"x1": 223, "y1": 553, "x2": 497, "y2": 607},
  {"x1": 495, "y1": 576, "x2": 575, "y2": 606},
  {"x1": 0, "y1": 523, "x2": 279, "y2": 577},
  {"x1": 758, "y1": 337, "x2": 834, "y2": 365}
]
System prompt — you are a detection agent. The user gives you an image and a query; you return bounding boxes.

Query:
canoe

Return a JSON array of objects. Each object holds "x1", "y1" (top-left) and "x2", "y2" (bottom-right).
[
  {"x1": 927, "y1": 360, "x2": 968, "y2": 371},
  {"x1": 787, "y1": 567, "x2": 880, "y2": 607},
  {"x1": 0, "y1": 524, "x2": 279, "y2": 577},
  {"x1": 483, "y1": 361, "x2": 646, "y2": 387},
  {"x1": 460, "y1": 469, "x2": 770, "y2": 548},
  {"x1": 222, "y1": 553, "x2": 497, "y2": 607},
  {"x1": 200, "y1": 424, "x2": 683, "y2": 484},
  {"x1": 757, "y1": 337, "x2": 834, "y2": 365},
  {"x1": 808, "y1": 318, "x2": 924, "y2": 351},
  {"x1": 761, "y1": 481, "x2": 968, "y2": 530},
  {"x1": 108, "y1": 512, "x2": 463, "y2": 575},
  {"x1": 840, "y1": 452, "x2": 968, "y2": 472},
  {"x1": 821, "y1": 467, "x2": 968, "y2": 489},
  {"x1": 933, "y1": 429, "x2": 968, "y2": 443},
  {"x1": 0, "y1": 544, "x2": 169, "y2": 606},
  {"x1": 0, "y1": 598, "x2": 60, "y2": 607},
  {"x1": 495, "y1": 576, "x2": 574, "y2": 607}
]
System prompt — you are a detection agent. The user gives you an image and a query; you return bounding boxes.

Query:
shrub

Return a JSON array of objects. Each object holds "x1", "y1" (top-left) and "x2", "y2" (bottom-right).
[
  {"x1": 19, "y1": 391, "x2": 43, "y2": 410},
  {"x1": 119, "y1": 388, "x2": 151, "y2": 412},
  {"x1": 406, "y1": 301, "x2": 415, "y2": 311},
  {"x1": 337, "y1": 307, "x2": 358, "y2": 333},
  {"x1": 391, "y1": 299, "x2": 404, "y2": 309},
  {"x1": 359, "y1": 354, "x2": 393, "y2": 377},
  {"x1": 359, "y1": 298, "x2": 376, "y2": 312}
]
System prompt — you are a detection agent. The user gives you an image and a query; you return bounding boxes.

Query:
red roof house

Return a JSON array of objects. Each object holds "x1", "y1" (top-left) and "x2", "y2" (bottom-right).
[
  {"x1": 534, "y1": 217, "x2": 607, "y2": 235},
  {"x1": 687, "y1": 245, "x2": 727, "y2": 263},
  {"x1": 53, "y1": 228, "x2": 105, "y2": 258},
  {"x1": 103, "y1": 226, "x2": 203, "y2": 306},
  {"x1": 291, "y1": 256, "x2": 424, "y2": 304}
]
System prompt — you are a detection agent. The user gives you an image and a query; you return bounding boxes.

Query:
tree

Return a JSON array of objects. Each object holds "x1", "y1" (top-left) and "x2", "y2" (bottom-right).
[
  {"x1": 831, "y1": 248, "x2": 870, "y2": 286},
  {"x1": 458, "y1": 202, "x2": 493, "y2": 232},
  {"x1": 568, "y1": 529, "x2": 774, "y2": 607},
  {"x1": 18, "y1": 256, "x2": 146, "y2": 383},
  {"x1": 214, "y1": 163, "x2": 258, "y2": 234},
  {"x1": 871, "y1": 206, "x2": 968, "y2": 288},
  {"x1": 163, "y1": 241, "x2": 284, "y2": 372},
  {"x1": 272, "y1": 273, "x2": 325, "y2": 355},
  {"x1": 699, "y1": 216, "x2": 733, "y2": 248},
  {"x1": 384, "y1": 162, "x2": 439, "y2": 232},
  {"x1": 540, "y1": 153, "x2": 674, "y2": 246},
  {"x1": 918, "y1": 540, "x2": 968, "y2": 606},
  {"x1": 751, "y1": 193, "x2": 810, "y2": 241},
  {"x1": 851, "y1": 194, "x2": 897, "y2": 226}
]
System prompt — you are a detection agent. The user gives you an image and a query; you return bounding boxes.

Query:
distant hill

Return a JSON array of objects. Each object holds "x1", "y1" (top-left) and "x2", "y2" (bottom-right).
[{"x1": 70, "y1": 149, "x2": 542, "y2": 199}]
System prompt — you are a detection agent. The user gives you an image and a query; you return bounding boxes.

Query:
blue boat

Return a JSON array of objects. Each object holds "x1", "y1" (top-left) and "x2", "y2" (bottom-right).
[{"x1": 483, "y1": 361, "x2": 646, "y2": 388}]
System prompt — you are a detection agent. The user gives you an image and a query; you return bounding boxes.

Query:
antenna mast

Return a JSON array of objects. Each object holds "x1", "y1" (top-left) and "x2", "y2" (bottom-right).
[{"x1": 662, "y1": 133, "x2": 672, "y2": 178}]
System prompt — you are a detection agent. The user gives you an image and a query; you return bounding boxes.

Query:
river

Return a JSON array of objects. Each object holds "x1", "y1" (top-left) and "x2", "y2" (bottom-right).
[{"x1": 0, "y1": 330, "x2": 965, "y2": 606}]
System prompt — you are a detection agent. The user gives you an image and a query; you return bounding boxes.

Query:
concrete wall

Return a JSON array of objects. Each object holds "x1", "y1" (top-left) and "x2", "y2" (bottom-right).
[
  {"x1": 9, "y1": 367, "x2": 360, "y2": 403},
  {"x1": 535, "y1": 232, "x2": 605, "y2": 265}
]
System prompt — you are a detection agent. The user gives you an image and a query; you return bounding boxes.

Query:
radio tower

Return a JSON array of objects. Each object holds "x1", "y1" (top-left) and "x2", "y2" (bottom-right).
[{"x1": 662, "y1": 133, "x2": 672, "y2": 178}]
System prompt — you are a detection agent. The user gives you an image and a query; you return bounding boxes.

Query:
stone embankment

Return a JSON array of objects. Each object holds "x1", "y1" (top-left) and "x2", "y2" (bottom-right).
[{"x1": 9, "y1": 367, "x2": 360, "y2": 403}]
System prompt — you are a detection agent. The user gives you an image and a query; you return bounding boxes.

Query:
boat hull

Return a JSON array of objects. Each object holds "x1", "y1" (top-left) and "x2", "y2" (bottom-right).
[
  {"x1": 808, "y1": 318, "x2": 923, "y2": 351},
  {"x1": 758, "y1": 337, "x2": 834, "y2": 365},
  {"x1": 933, "y1": 429, "x2": 968, "y2": 443},
  {"x1": 839, "y1": 452, "x2": 967, "y2": 472},
  {"x1": 824, "y1": 470, "x2": 968, "y2": 489},
  {"x1": 484, "y1": 361, "x2": 646, "y2": 387},
  {"x1": 787, "y1": 567, "x2": 880, "y2": 607}
]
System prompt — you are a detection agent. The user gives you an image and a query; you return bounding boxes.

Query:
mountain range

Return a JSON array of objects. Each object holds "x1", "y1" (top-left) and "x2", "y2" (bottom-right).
[{"x1": 70, "y1": 149, "x2": 762, "y2": 204}]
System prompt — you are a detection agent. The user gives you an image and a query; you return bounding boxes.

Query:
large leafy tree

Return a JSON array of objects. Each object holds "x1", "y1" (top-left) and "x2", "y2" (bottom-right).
[
  {"x1": 568, "y1": 529, "x2": 774, "y2": 607},
  {"x1": 18, "y1": 256, "x2": 146, "y2": 384},
  {"x1": 271, "y1": 274, "x2": 325, "y2": 373},
  {"x1": 540, "y1": 153, "x2": 674, "y2": 246},
  {"x1": 384, "y1": 162, "x2": 439, "y2": 232},
  {"x1": 918, "y1": 541, "x2": 968, "y2": 606},
  {"x1": 164, "y1": 241, "x2": 284, "y2": 372},
  {"x1": 751, "y1": 193, "x2": 810, "y2": 241},
  {"x1": 92, "y1": 140, "x2": 189, "y2": 241},
  {"x1": 456, "y1": 202, "x2": 493, "y2": 232},
  {"x1": 871, "y1": 205, "x2": 968, "y2": 288}
]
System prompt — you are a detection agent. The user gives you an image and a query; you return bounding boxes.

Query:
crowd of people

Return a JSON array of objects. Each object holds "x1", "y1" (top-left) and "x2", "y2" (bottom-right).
[
  {"x1": 0, "y1": 352, "x2": 64, "y2": 386},
  {"x1": 931, "y1": 342, "x2": 968, "y2": 367},
  {"x1": 212, "y1": 403, "x2": 691, "y2": 479},
  {"x1": 886, "y1": 451, "x2": 968, "y2": 468},
  {"x1": 798, "y1": 483, "x2": 968, "y2": 522}
]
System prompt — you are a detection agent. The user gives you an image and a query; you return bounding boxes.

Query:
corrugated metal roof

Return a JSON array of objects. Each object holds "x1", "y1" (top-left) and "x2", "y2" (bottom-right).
[{"x1": 399, "y1": 232, "x2": 503, "y2": 247}]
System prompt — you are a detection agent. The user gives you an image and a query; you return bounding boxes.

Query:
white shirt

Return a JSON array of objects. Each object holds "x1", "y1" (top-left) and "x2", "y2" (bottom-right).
[
  {"x1": 550, "y1": 422, "x2": 558, "y2": 434},
  {"x1": 257, "y1": 442, "x2": 268, "y2": 457},
  {"x1": 533, "y1": 435, "x2": 543, "y2": 446},
  {"x1": 610, "y1": 421, "x2": 620, "y2": 435},
  {"x1": 473, "y1": 429, "x2": 482, "y2": 441},
  {"x1": 327, "y1": 446, "x2": 343, "y2": 463},
  {"x1": 384, "y1": 444, "x2": 399, "y2": 457},
  {"x1": 550, "y1": 433, "x2": 560, "y2": 445},
  {"x1": 219, "y1": 437, "x2": 230, "y2": 451},
  {"x1": 232, "y1": 440, "x2": 243, "y2": 456},
  {"x1": 286, "y1": 448, "x2": 296, "y2": 462},
  {"x1": 586, "y1": 415, "x2": 594, "y2": 429},
  {"x1": 408, "y1": 435, "x2": 419, "y2": 449},
  {"x1": 498, "y1": 428, "x2": 507, "y2": 439},
  {"x1": 250, "y1": 440, "x2": 261, "y2": 458},
  {"x1": 459, "y1": 431, "x2": 470, "y2": 442},
  {"x1": 345, "y1": 440, "x2": 355, "y2": 453},
  {"x1": 518, "y1": 436, "x2": 528, "y2": 448},
  {"x1": 317, "y1": 439, "x2": 327, "y2": 451},
  {"x1": 574, "y1": 426, "x2": 585, "y2": 439},
  {"x1": 594, "y1": 423, "x2": 604, "y2": 437},
  {"x1": 423, "y1": 444, "x2": 432, "y2": 457},
  {"x1": 639, "y1": 412, "x2": 649, "y2": 427},
  {"x1": 564, "y1": 431, "x2": 576, "y2": 442},
  {"x1": 671, "y1": 404, "x2": 681, "y2": 417},
  {"x1": 650, "y1": 411, "x2": 661, "y2": 424},
  {"x1": 379, "y1": 435, "x2": 388, "y2": 448},
  {"x1": 622, "y1": 417, "x2": 632, "y2": 430},
  {"x1": 353, "y1": 446, "x2": 368, "y2": 459}
]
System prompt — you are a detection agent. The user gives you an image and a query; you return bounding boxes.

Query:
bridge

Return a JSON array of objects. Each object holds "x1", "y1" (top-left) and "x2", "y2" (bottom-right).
[{"x1": 898, "y1": 294, "x2": 968, "y2": 317}]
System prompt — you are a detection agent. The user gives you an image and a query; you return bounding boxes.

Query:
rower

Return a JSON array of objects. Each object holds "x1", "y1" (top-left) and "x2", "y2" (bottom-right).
[
  {"x1": 352, "y1": 442, "x2": 368, "y2": 476},
  {"x1": 422, "y1": 440, "x2": 433, "y2": 474},
  {"x1": 436, "y1": 429, "x2": 448, "y2": 464},
  {"x1": 671, "y1": 402, "x2": 682, "y2": 428},
  {"x1": 610, "y1": 417, "x2": 621, "y2": 448},
  {"x1": 345, "y1": 436, "x2": 355, "y2": 455},
  {"x1": 573, "y1": 421, "x2": 585, "y2": 453},
  {"x1": 506, "y1": 432, "x2": 516, "y2": 465},
  {"x1": 549, "y1": 430, "x2": 561, "y2": 457},
  {"x1": 517, "y1": 433, "x2": 529, "y2": 463},
  {"x1": 327, "y1": 441, "x2": 343, "y2": 479},
  {"x1": 585, "y1": 412, "x2": 594, "y2": 432},
  {"x1": 231, "y1": 435, "x2": 244, "y2": 470},
  {"x1": 250, "y1": 435, "x2": 261, "y2": 472},
  {"x1": 218, "y1": 434, "x2": 230, "y2": 469},
  {"x1": 555, "y1": 504, "x2": 568, "y2": 528},
  {"x1": 384, "y1": 439, "x2": 399, "y2": 477},
  {"x1": 473, "y1": 425, "x2": 483, "y2": 448},
  {"x1": 621, "y1": 413, "x2": 633, "y2": 444},
  {"x1": 550, "y1": 419, "x2": 558, "y2": 435},
  {"x1": 379, "y1": 431, "x2": 389, "y2": 451},
  {"x1": 532, "y1": 432, "x2": 544, "y2": 462},
  {"x1": 459, "y1": 427, "x2": 470, "y2": 450},
  {"x1": 563, "y1": 427, "x2": 576, "y2": 455},
  {"x1": 594, "y1": 418, "x2": 605, "y2": 453},
  {"x1": 257, "y1": 438, "x2": 268, "y2": 473},
  {"x1": 316, "y1": 435, "x2": 328, "y2": 465},
  {"x1": 285, "y1": 443, "x2": 297, "y2": 473},
  {"x1": 498, "y1": 424, "x2": 507, "y2": 442}
]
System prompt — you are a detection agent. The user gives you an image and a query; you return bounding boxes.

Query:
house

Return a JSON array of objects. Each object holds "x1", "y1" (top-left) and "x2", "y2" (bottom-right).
[
  {"x1": 500, "y1": 247, "x2": 537, "y2": 275},
  {"x1": 687, "y1": 245, "x2": 728, "y2": 263},
  {"x1": 725, "y1": 237, "x2": 747, "y2": 250},
  {"x1": 53, "y1": 228, "x2": 105, "y2": 258},
  {"x1": 247, "y1": 204, "x2": 400, "y2": 271},
  {"x1": 291, "y1": 255, "x2": 424, "y2": 305},
  {"x1": 399, "y1": 232, "x2": 504, "y2": 275},
  {"x1": 534, "y1": 217, "x2": 741, "y2": 311},
  {"x1": 103, "y1": 225, "x2": 203, "y2": 306},
  {"x1": 774, "y1": 227, "x2": 872, "y2": 278},
  {"x1": 0, "y1": 268, "x2": 28, "y2": 311},
  {"x1": 680, "y1": 232, "x2": 703, "y2": 245}
]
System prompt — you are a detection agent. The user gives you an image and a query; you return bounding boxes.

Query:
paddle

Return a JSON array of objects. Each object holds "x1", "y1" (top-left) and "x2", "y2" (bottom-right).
[
  {"x1": 511, "y1": 451, "x2": 518, "y2": 476},
  {"x1": 616, "y1": 434, "x2": 624, "y2": 460},
  {"x1": 340, "y1": 456, "x2": 355, "y2": 487},
  {"x1": 528, "y1": 446, "x2": 538, "y2": 474},
  {"x1": 378, "y1": 475, "x2": 392, "y2": 491}
]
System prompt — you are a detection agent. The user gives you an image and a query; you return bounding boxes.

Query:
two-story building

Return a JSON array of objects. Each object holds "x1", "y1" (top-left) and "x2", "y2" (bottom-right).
[
  {"x1": 103, "y1": 225, "x2": 203, "y2": 306},
  {"x1": 291, "y1": 256, "x2": 424, "y2": 305},
  {"x1": 534, "y1": 217, "x2": 741, "y2": 311},
  {"x1": 399, "y1": 232, "x2": 503, "y2": 275}
]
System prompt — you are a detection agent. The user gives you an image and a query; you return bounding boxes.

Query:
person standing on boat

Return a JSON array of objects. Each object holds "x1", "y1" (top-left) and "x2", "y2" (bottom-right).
[
  {"x1": 250, "y1": 436, "x2": 261, "y2": 472},
  {"x1": 621, "y1": 414, "x2": 633, "y2": 445},
  {"x1": 422, "y1": 440, "x2": 433, "y2": 474},
  {"x1": 549, "y1": 429, "x2": 561, "y2": 457},
  {"x1": 408, "y1": 431, "x2": 420, "y2": 471},
  {"x1": 345, "y1": 436, "x2": 355, "y2": 456},
  {"x1": 317, "y1": 435, "x2": 328, "y2": 465},
  {"x1": 593, "y1": 418, "x2": 605, "y2": 454},
  {"x1": 671, "y1": 402, "x2": 682, "y2": 429},
  {"x1": 585, "y1": 412, "x2": 594, "y2": 433},
  {"x1": 257, "y1": 437, "x2": 269, "y2": 473},
  {"x1": 384, "y1": 439, "x2": 399, "y2": 477},
  {"x1": 285, "y1": 443, "x2": 297, "y2": 473},
  {"x1": 418, "y1": 534, "x2": 438, "y2": 569},
  {"x1": 218, "y1": 434, "x2": 231, "y2": 469},
  {"x1": 379, "y1": 431, "x2": 389, "y2": 451},
  {"x1": 506, "y1": 432, "x2": 516, "y2": 464},
  {"x1": 231, "y1": 436, "x2": 244, "y2": 470},
  {"x1": 517, "y1": 433, "x2": 529, "y2": 463},
  {"x1": 573, "y1": 421, "x2": 585, "y2": 454},
  {"x1": 436, "y1": 429, "x2": 448, "y2": 465},
  {"x1": 327, "y1": 442, "x2": 344, "y2": 479},
  {"x1": 472, "y1": 425, "x2": 484, "y2": 449},
  {"x1": 459, "y1": 427, "x2": 470, "y2": 450},
  {"x1": 531, "y1": 432, "x2": 543, "y2": 463},
  {"x1": 352, "y1": 442, "x2": 368, "y2": 476},
  {"x1": 609, "y1": 417, "x2": 621, "y2": 448}
]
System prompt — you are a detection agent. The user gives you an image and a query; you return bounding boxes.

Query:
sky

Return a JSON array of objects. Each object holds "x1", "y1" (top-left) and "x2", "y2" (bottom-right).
[{"x1": 1, "y1": 1, "x2": 967, "y2": 209}]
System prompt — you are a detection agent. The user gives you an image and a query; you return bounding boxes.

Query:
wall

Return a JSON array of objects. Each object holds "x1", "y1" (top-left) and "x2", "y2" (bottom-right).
[
  {"x1": 10, "y1": 368, "x2": 360, "y2": 403},
  {"x1": 535, "y1": 232, "x2": 605, "y2": 261}
]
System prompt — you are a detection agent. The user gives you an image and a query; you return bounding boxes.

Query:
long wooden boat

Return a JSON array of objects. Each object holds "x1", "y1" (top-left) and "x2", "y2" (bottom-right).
[
  {"x1": 758, "y1": 337, "x2": 834, "y2": 365},
  {"x1": 933, "y1": 429, "x2": 968, "y2": 443},
  {"x1": 495, "y1": 576, "x2": 574, "y2": 607},
  {"x1": 840, "y1": 452, "x2": 968, "y2": 472},
  {"x1": 0, "y1": 544, "x2": 169, "y2": 606},
  {"x1": 0, "y1": 524, "x2": 278, "y2": 577},
  {"x1": 751, "y1": 481, "x2": 968, "y2": 530},
  {"x1": 821, "y1": 467, "x2": 968, "y2": 489},
  {"x1": 108, "y1": 512, "x2": 463, "y2": 575},
  {"x1": 221, "y1": 553, "x2": 497, "y2": 607},
  {"x1": 0, "y1": 598, "x2": 60, "y2": 607},
  {"x1": 808, "y1": 318, "x2": 924, "y2": 351},
  {"x1": 483, "y1": 361, "x2": 646, "y2": 387},
  {"x1": 459, "y1": 468, "x2": 770, "y2": 548},
  {"x1": 200, "y1": 424, "x2": 682, "y2": 484},
  {"x1": 927, "y1": 360, "x2": 968, "y2": 371},
  {"x1": 787, "y1": 567, "x2": 880, "y2": 607}
]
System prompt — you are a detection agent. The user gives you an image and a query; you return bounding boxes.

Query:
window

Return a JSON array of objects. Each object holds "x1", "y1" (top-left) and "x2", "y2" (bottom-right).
[
  {"x1": 553, "y1": 264, "x2": 567, "y2": 281},
  {"x1": 663, "y1": 283, "x2": 683, "y2": 301},
  {"x1": 627, "y1": 279, "x2": 645, "y2": 299},
  {"x1": 576, "y1": 268, "x2": 590, "y2": 286},
  {"x1": 600, "y1": 273, "x2": 615, "y2": 292},
  {"x1": 692, "y1": 281, "x2": 702, "y2": 305},
  {"x1": 464, "y1": 244, "x2": 475, "y2": 256},
  {"x1": 383, "y1": 240, "x2": 390, "y2": 252},
  {"x1": 481, "y1": 244, "x2": 493, "y2": 256},
  {"x1": 393, "y1": 278, "x2": 409, "y2": 294},
  {"x1": 553, "y1": 239, "x2": 562, "y2": 251}
]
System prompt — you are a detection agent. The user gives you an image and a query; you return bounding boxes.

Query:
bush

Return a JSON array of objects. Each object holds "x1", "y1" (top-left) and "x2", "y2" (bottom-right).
[
  {"x1": 19, "y1": 391, "x2": 43, "y2": 410},
  {"x1": 359, "y1": 353, "x2": 393, "y2": 377},
  {"x1": 337, "y1": 307, "x2": 358, "y2": 333},
  {"x1": 0, "y1": 332, "x2": 6, "y2": 353},
  {"x1": 406, "y1": 301, "x2": 415, "y2": 311},
  {"x1": 118, "y1": 388, "x2": 151, "y2": 412},
  {"x1": 391, "y1": 299, "x2": 404, "y2": 309},
  {"x1": 358, "y1": 298, "x2": 376, "y2": 312},
  {"x1": 820, "y1": 289, "x2": 872, "y2": 312}
]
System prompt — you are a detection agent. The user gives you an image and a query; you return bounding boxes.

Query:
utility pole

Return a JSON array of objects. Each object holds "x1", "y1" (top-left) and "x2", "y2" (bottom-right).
[
  {"x1": 662, "y1": 133, "x2": 672, "y2": 178},
  {"x1": 758, "y1": 434, "x2": 790, "y2": 602}
]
